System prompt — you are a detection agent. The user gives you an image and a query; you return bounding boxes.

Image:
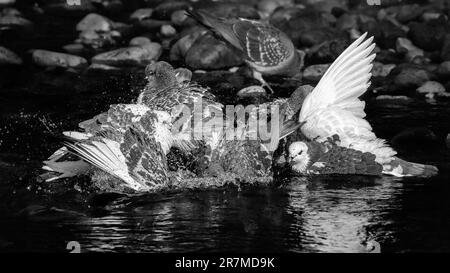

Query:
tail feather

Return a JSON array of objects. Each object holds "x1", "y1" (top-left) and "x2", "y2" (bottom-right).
[
  {"x1": 42, "y1": 147, "x2": 90, "y2": 182},
  {"x1": 384, "y1": 157, "x2": 438, "y2": 177},
  {"x1": 64, "y1": 140, "x2": 147, "y2": 191}
]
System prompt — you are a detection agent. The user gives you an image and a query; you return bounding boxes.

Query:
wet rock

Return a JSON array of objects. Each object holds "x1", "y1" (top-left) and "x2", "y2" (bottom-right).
[
  {"x1": 422, "y1": 12, "x2": 442, "y2": 22},
  {"x1": 136, "y1": 18, "x2": 171, "y2": 30},
  {"x1": 0, "y1": 0, "x2": 15, "y2": 6},
  {"x1": 336, "y1": 14, "x2": 358, "y2": 31},
  {"x1": 174, "y1": 67, "x2": 192, "y2": 83},
  {"x1": 257, "y1": 0, "x2": 294, "y2": 18},
  {"x1": 396, "y1": 37, "x2": 424, "y2": 61},
  {"x1": 0, "y1": 14, "x2": 33, "y2": 30},
  {"x1": 237, "y1": 85, "x2": 267, "y2": 98},
  {"x1": 76, "y1": 13, "x2": 113, "y2": 32},
  {"x1": 171, "y1": 9, "x2": 192, "y2": 26},
  {"x1": 92, "y1": 0, "x2": 123, "y2": 14},
  {"x1": 185, "y1": 33, "x2": 243, "y2": 70},
  {"x1": 170, "y1": 30, "x2": 205, "y2": 61},
  {"x1": 197, "y1": 2, "x2": 259, "y2": 19},
  {"x1": 396, "y1": 4, "x2": 424, "y2": 23},
  {"x1": 441, "y1": 34, "x2": 450, "y2": 61},
  {"x1": 32, "y1": 50, "x2": 88, "y2": 69},
  {"x1": 308, "y1": 38, "x2": 349, "y2": 64},
  {"x1": 129, "y1": 8, "x2": 153, "y2": 21},
  {"x1": 375, "y1": 95, "x2": 412, "y2": 101},
  {"x1": 391, "y1": 127, "x2": 439, "y2": 151},
  {"x1": 152, "y1": 0, "x2": 191, "y2": 20},
  {"x1": 0, "y1": 46, "x2": 22, "y2": 65},
  {"x1": 437, "y1": 61, "x2": 450, "y2": 76},
  {"x1": 372, "y1": 62, "x2": 396, "y2": 77},
  {"x1": 446, "y1": 134, "x2": 450, "y2": 149},
  {"x1": 62, "y1": 43, "x2": 86, "y2": 55},
  {"x1": 0, "y1": 7, "x2": 21, "y2": 17},
  {"x1": 392, "y1": 64, "x2": 432, "y2": 89},
  {"x1": 160, "y1": 24, "x2": 176, "y2": 37},
  {"x1": 44, "y1": 0, "x2": 96, "y2": 15},
  {"x1": 416, "y1": 81, "x2": 447, "y2": 100},
  {"x1": 303, "y1": 64, "x2": 331, "y2": 82},
  {"x1": 270, "y1": 7, "x2": 331, "y2": 47},
  {"x1": 129, "y1": 36, "x2": 151, "y2": 47},
  {"x1": 408, "y1": 17, "x2": 449, "y2": 51},
  {"x1": 375, "y1": 49, "x2": 403, "y2": 64},
  {"x1": 76, "y1": 29, "x2": 121, "y2": 49},
  {"x1": 361, "y1": 19, "x2": 406, "y2": 49},
  {"x1": 91, "y1": 43, "x2": 162, "y2": 67},
  {"x1": 87, "y1": 63, "x2": 121, "y2": 72}
]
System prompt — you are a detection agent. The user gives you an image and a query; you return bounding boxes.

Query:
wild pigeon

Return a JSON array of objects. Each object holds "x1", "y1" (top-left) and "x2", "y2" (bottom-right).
[
  {"x1": 42, "y1": 62, "x2": 222, "y2": 190},
  {"x1": 285, "y1": 33, "x2": 438, "y2": 177},
  {"x1": 288, "y1": 135, "x2": 383, "y2": 176},
  {"x1": 187, "y1": 9, "x2": 302, "y2": 93}
]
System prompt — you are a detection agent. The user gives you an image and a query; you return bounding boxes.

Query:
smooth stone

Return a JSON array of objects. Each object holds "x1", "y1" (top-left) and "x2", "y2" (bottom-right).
[
  {"x1": 62, "y1": 43, "x2": 85, "y2": 55},
  {"x1": 308, "y1": 38, "x2": 349, "y2": 64},
  {"x1": 77, "y1": 29, "x2": 119, "y2": 48},
  {"x1": 76, "y1": 13, "x2": 114, "y2": 32},
  {"x1": 257, "y1": 0, "x2": 293, "y2": 17},
  {"x1": 372, "y1": 62, "x2": 396, "y2": 77},
  {"x1": 170, "y1": 30, "x2": 205, "y2": 61},
  {"x1": 87, "y1": 63, "x2": 121, "y2": 71},
  {"x1": 160, "y1": 24, "x2": 176, "y2": 37},
  {"x1": 171, "y1": 9, "x2": 193, "y2": 26},
  {"x1": 437, "y1": 61, "x2": 450, "y2": 76},
  {"x1": 0, "y1": 7, "x2": 21, "y2": 17},
  {"x1": 137, "y1": 19, "x2": 171, "y2": 30},
  {"x1": 441, "y1": 34, "x2": 450, "y2": 61},
  {"x1": 422, "y1": 12, "x2": 442, "y2": 22},
  {"x1": 0, "y1": 15, "x2": 33, "y2": 29},
  {"x1": 91, "y1": 43, "x2": 162, "y2": 67},
  {"x1": 375, "y1": 95, "x2": 411, "y2": 101},
  {"x1": 408, "y1": 18, "x2": 448, "y2": 51},
  {"x1": 303, "y1": 64, "x2": 331, "y2": 82},
  {"x1": 129, "y1": 8, "x2": 153, "y2": 21},
  {"x1": 185, "y1": 33, "x2": 243, "y2": 70},
  {"x1": 395, "y1": 4, "x2": 424, "y2": 23},
  {"x1": 393, "y1": 64, "x2": 431, "y2": 89},
  {"x1": 237, "y1": 85, "x2": 267, "y2": 98},
  {"x1": 32, "y1": 50, "x2": 87, "y2": 69},
  {"x1": 129, "y1": 36, "x2": 151, "y2": 47},
  {"x1": 396, "y1": 37, "x2": 424, "y2": 61},
  {"x1": 0, "y1": 46, "x2": 22, "y2": 65},
  {"x1": 152, "y1": 0, "x2": 191, "y2": 20},
  {"x1": 416, "y1": 81, "x2": 446, "y2": 99},
  {"x1": 44, "y1": 0, "x2": 96, "y2": 14},
  {"x1": 0, "y1": 0, "x2": 15, "y2": 5},
  {"x1": 336, "y1": 14, "x2": 358, "y2": 31},
  {"x1": 447, "y1": 134, "x2": 450, "y2": 149}
]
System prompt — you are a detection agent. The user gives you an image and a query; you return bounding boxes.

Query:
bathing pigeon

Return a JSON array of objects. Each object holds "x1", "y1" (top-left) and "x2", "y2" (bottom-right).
[
  {"x1": 286, "y1": 33, "x2": 438, "y2": 177},
  {"x1": 187, "y1": 9, "x2": 302, "y2": 93},
  {"x1": 288, "y1": 135, "x2": 383, "y2": 176}
]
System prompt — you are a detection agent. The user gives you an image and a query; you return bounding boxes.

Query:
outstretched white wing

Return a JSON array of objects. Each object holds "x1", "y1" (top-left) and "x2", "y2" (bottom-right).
[{"x1": 299, "y1": 33, "x2": 396, "y2": 163}]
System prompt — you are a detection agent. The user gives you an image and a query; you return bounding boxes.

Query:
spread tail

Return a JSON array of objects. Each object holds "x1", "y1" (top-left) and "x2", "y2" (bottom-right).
[{"x1": 384, "y1": 157, "x2": 438, "y2": 177}]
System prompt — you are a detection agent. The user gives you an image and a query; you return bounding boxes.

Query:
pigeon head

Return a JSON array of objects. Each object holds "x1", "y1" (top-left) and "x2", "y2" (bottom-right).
[
  {"x1": 144, "y1": 61, "x2": 178, "y2": 89},
  {"x1": 288, "y1": 141, "x2": 310, "y2": 173}
]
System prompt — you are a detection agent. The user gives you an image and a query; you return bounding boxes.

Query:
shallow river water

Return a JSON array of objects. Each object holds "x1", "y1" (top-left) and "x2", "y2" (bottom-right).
[{"x1": 0, "y1": 72, "x2": 449, "y2": 253}]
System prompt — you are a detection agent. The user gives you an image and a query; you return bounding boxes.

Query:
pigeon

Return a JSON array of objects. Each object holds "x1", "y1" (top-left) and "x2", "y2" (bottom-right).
[
  {"x1": 187, "y1": 9, "x2": 302, "y2": 93},
  {"x1": 285, "y1": 33, "x2": 438, "y2": 177},
  {"x1": 42, "y1": 62, "x2": 297, "y2": 192},
  {"x1": 42, "y1": 62, "x2": 222, "y2": 190},
  {"x1": 288, "y1": 135, "x2": 383, "y2": 176}
]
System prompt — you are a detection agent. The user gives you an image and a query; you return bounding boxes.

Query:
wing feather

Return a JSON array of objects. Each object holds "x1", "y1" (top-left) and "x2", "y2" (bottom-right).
[{"x1": 298, "y1": 33, "x2": 397, "y2": 163}]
